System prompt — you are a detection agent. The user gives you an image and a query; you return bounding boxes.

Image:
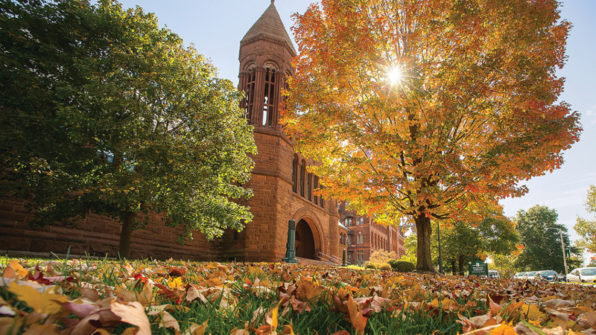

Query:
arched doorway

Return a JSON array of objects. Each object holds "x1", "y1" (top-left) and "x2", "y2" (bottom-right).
[{"x1": 295, "y1": 219, "x2": 316, "y2": 259}]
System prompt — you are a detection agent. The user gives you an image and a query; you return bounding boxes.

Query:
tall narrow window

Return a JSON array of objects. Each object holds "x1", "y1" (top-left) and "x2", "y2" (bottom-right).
[
  {"x1": 313, "y1": 176, "x2": 319, "y2": 205},
  {"x1": 262, "y1": 66, "x2": 276, "y2": 127},
  {"x1": 307, "y1": 173, "x2": 312, "y2": 201},
  {"x1": 299, "y1": 161, "x2": 305, "y2": 197},
  {"x1": 244, "y1": 66, "x2": 256, "y2": 124},
  {"x1": 292, "y1": 156, "x2": 298, "y2": 193}
]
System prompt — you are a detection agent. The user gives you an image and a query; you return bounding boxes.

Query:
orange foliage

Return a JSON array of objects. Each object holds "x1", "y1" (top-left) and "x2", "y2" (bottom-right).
[{"x1": 283, "y1": 0, "x2": 580, "y2": 237}]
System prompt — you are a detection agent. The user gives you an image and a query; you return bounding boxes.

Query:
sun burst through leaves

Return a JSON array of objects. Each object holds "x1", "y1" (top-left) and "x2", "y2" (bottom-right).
[{"x1": 386, "y1": 65, "x2": 404, "y2": 86}]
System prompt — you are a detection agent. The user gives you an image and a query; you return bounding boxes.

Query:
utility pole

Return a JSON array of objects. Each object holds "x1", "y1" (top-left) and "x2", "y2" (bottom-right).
[
  {"x1": 546, "y1": 227, "x2": 569, "y2": 277},
  {"x1": 559, "y1": 230, "x2": 568, "y2": 277}
]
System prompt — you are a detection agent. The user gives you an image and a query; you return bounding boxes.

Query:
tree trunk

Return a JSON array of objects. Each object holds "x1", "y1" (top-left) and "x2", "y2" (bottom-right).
[
  {"x1": 451, "y1": 259, "x2": 456, "y2": 275},
  {"x1": 415, "y1": 214, "x2": 434, "y2": 272},
  {"x1": 458, "y1": 255, "x2": 465, "y2": 275},
  {"x1": 118, "y1": 211, "x2": 136, "y2": 259}
]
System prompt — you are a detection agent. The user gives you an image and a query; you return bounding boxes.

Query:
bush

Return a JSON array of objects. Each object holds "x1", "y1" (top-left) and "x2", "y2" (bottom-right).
[
  {"x1": 369, "y1": 250, "x2": 399, "y2": 264},
  {"x1": 389, "y1": 260, "x2": 415, "y2": 272},
  {"x1": 365, "y1": 262, "x2": 377, "y2": 269},
  {"x1": 378, "y1": 263, "x2": 392, "y2": 271},
  {"x1": 344, "y1": 264, "x2": 364, "y2": 270}
]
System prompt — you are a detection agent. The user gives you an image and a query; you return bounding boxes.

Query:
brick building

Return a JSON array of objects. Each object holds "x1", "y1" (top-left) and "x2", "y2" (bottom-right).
[
  {"x1": 219, "y1": 1, "x2": 340, "y2": 262},
  {"x1": 338, "y1": 203, "x2": 405, "y2": 265},
  {"x1": 0, "y1": 1, "x2": 341, "y2": 263}
]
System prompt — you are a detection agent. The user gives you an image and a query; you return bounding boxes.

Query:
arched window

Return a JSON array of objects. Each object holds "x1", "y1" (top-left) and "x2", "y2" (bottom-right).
[
  {"x1": 299, "y1": 160, "x2": 306, "y2": 197},
  {"x1": 242, "y1": 64, "x2": 256, "y2": 124},
  {"x1": 292, "y1": 156, "x2": 298, "y2": 193},
  {"x1": 262, "y1": 62, "x2": 278, "y2": 127}
]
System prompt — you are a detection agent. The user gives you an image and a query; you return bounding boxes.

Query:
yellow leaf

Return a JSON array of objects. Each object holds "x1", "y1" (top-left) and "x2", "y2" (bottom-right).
[
  {"x1": 8, "y1": 282, "x2": 68, "y2": 314},
  {"x1": 168, "y1": 277, "x2": 184, "y2": 290},
  {"x1": 271, "y1": 303, "x2": 279, "y2": 330},
  {"x1": 489, "y1": 324, "x2": 518, "y2": 335},
  {"x1": 8, "y1": 260, "x2": 29, "y2": 278}
]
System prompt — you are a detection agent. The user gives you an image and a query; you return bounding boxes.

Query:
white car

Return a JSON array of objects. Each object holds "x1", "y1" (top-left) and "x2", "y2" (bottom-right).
[{"x1": 566, "y1": 267, "x2": 596, "y2": 283}]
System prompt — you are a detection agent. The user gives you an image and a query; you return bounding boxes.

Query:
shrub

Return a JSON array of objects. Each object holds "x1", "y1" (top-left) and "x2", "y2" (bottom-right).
[
  {"x1": 365, "y1": 262, "x2": 377, "y2": 269},
  {"x1": 389, "y1": 260, "x2": 415, "y2": 272},
  {"x1": 369, "y1": 250, "x2": 399, "y2": 264},
  {"x1": 378, "y1": 263, "x2": 392, "y2": 271},
  {"x1": 344, "y1": 264, "x2": 364, "y2": 270}
]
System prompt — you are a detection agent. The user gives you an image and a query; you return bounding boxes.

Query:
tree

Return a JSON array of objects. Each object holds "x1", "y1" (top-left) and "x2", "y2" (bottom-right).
[
  {"x1": 575, "y1": 185, "x2": 596, "y2": 253},
  {"x1": 515, "y1": 206, "x2": 578, "y2": 273},
  {"x1": 0, "y1": 0, "x2": 256, "y2": 258},
  {"x1": 284, "y1": 0, "x2": 580, "y2": 271},
  {"x1": 442, "y1": 213, "x2": 518, "y2": 275}
]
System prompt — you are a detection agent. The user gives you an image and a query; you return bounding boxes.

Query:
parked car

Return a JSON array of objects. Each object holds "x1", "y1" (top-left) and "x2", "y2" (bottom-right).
[
  {"x1": 488, "y1": 270, "x2": 500, "y2": 279},
  {"x1": 525, "y1": 271, "x2": 538, "y2": 280},
  {"x1": 535, "y1": 270, "x2": 561, "y2": 282},
  {"x1": 513, "y1": 272, "x2": 527, "y2": 280},
  {"x1": 567, "y1": 267, "x2": 596, "y2": 282}
]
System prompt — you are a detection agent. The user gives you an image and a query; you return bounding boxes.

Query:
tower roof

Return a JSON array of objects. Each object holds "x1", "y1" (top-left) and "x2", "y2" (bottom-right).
[{"x1": 241, "y1": 1, "x2": 296, "y2": 55}]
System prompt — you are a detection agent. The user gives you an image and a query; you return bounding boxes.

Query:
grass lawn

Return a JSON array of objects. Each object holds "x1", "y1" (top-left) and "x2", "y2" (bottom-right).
[{"x1": 1, "y1": 257, "x2": 595, "y2": 334}]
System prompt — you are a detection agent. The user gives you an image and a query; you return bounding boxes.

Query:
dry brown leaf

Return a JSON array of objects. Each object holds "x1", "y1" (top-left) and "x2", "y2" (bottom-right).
[
  {"x1": 296, "y1": 279, "x2": 324, "y2": 301},
  {"x1": 346, "y1": 295, "x2": 367, "y2": 335},
  {"x1": 186, "y1": 286, "x2": 208, "y2": 304},
  {"x1": 158, "y1": 310, "x2": 180, "y2": 331},
  {"x1": 22, "y1": 322, "x2": 61, "y2": 335},
  {"x1": 229, "y1": 328, "x2": 250, "y2": 335},
  {"x1": 110, "y1": 301, "x2": 151, "y2": 335},
  {"x1": 185, "y1": 321, "x2": 208, "y2": 335},
  {"x1": 577, "y1": 311, "x2": 596, "y2": 329}
]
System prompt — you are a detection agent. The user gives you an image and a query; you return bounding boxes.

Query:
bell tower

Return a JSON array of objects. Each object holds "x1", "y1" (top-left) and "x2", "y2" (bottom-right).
[
  {"x1": 238, "y1": 0, "x2": 295, "y2": 129},
  {"x1": 223, "y1": 1, "x2": 339, "y2": 263}
]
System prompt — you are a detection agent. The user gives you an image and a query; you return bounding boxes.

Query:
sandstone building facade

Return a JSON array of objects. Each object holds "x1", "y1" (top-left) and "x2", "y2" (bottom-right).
[{"x1": 0, "y1": 2, "x2": 341, "y2": 263}]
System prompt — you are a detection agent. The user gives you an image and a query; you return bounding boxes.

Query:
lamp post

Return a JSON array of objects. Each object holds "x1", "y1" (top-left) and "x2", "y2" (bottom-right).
[
  {"x1": 545, "y1": 227, "x2": 568, "y2": 277},
  {"x1": 437, "y1": 221, "x2": 443, "y2": 274}
]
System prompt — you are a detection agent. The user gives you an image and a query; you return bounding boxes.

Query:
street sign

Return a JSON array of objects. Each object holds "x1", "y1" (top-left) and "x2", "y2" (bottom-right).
[{"x1": 469, "y1": 260, "x2": 488, "y2": 276}]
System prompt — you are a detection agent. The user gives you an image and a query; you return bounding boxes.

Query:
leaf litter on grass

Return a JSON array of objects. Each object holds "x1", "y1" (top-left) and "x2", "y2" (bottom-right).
[{"x1": 0, "y1": 259, "x2": 595, "y2": 334}]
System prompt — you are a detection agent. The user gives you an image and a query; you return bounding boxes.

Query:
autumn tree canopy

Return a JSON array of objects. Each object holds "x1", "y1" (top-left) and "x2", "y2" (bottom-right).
[
  {"x1": 284, "y1": 0, "x2": 581, "y2": 271},
  {"x1": 0, "y1": 0, "x2": 256, "y2": 258}
]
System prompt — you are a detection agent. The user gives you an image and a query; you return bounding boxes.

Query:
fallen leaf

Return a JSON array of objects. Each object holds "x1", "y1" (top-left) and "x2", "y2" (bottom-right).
[
  {"x1": 8, "y1": 282, "x2": 68, "y2": 314},
  {"x1": 110, "y1": 301, "x2": 151, "y2": 335},
  {"x1": 346, "y1": 295, "x2": 367, "y2": 335},
  {"x1": 22, "y1": 323, "x2": 60, "y2": 335},
  {"x1": 185, "y1": 321, "x2": 208, "y2": 335},
  {"x1": 296, "y1": 279, "x2": 324, "y2": 301}
]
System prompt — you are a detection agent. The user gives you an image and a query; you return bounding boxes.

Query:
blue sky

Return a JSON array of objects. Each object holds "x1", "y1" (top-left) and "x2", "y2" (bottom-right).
[{"x1": 118, "y1": 0, "x2": 596, "y2": 261}]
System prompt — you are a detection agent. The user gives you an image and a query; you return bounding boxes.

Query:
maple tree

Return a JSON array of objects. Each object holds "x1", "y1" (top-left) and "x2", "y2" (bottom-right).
[
  {"x1": 284, "y1": 0, "x2": 581, "y2": 271},
  {"x1": 0, "y1": 0, "x2": 256, "y2": 257}
]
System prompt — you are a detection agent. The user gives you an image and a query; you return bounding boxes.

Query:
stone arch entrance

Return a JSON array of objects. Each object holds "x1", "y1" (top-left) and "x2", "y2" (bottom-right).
[{"x1": 295, "y1": 219, "x2": 316, "y2": 259}]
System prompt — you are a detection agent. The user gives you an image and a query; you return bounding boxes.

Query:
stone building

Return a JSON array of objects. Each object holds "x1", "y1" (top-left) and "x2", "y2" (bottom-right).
[
  {"x1": 0, "y1": 1, "x2": 341, "y2": 263},
  {"x1": 338, "y1": 203, "x2": 405, "y2": 265}
]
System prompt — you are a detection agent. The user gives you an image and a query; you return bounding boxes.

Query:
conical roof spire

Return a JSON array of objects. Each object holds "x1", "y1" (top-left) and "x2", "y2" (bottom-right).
[{"x1": 241, "y1": 1, "x2": 296, "y2": 55}]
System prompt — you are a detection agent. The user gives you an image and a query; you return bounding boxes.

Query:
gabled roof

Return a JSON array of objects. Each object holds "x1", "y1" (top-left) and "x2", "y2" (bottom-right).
[{"x1": 241, "y1": 1, "x2": 296, "y2": 55}]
